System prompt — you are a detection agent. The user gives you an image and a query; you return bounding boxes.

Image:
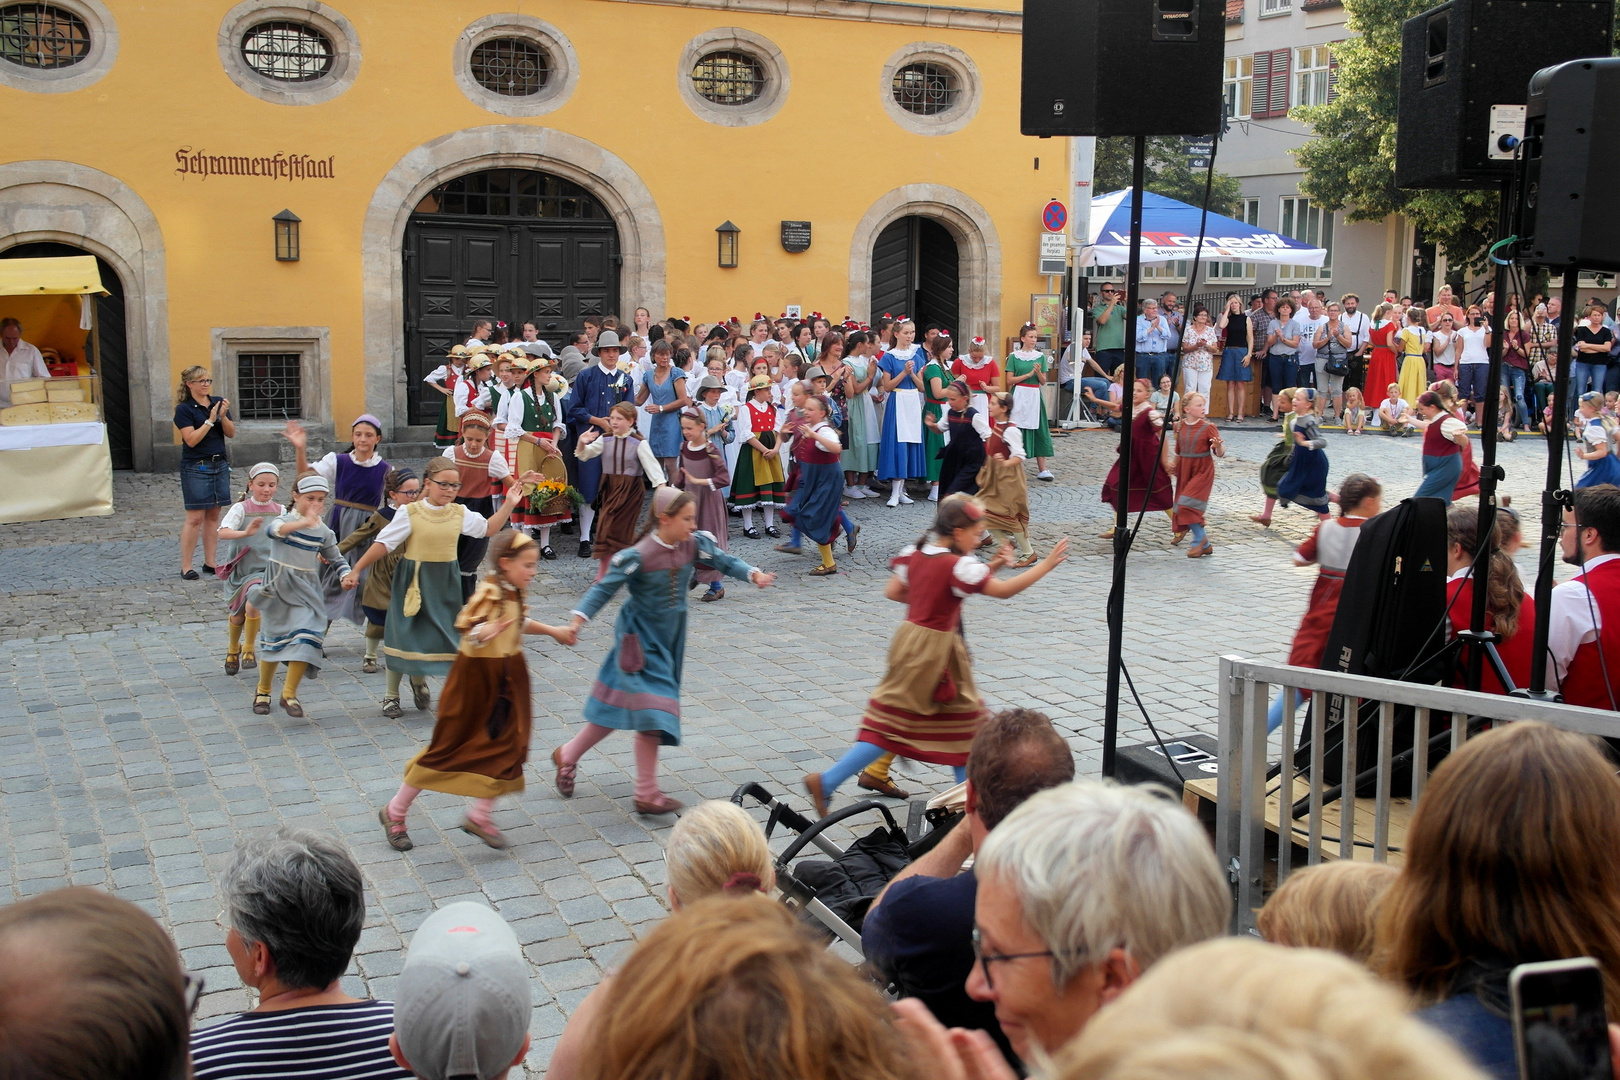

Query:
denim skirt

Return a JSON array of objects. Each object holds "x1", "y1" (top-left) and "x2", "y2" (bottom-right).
[
  {"x1": 181, "y1": 458, "x2": 232, "y2": 510},
  {"x1": 1217, "y1": 346, "x2": 1252, "y2": 382}
]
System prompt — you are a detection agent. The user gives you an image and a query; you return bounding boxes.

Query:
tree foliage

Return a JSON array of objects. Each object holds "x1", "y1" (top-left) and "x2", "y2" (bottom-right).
[
  {"x1": 1294, "y1": 0, "x2": 1619, "y2": 279},
  {"x1": 1093, "y1": 137, "x2": 1244, "y2": 217}
]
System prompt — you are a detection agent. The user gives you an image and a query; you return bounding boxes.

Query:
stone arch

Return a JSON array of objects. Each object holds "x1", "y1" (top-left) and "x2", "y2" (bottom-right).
[
  {"x1": 363, "y1": 125, "x2": 666, "y2": 434},
  {"x1": 849, "y1": 184, "x2": 1001, "y2": 346},
  {"x1": 0, "y1": 161, "x2": 168, "y2": 470}
]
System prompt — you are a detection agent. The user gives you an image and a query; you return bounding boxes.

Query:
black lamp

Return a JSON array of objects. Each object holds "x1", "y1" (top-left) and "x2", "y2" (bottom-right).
[
  {"x1": 273, "y1": 209, "x2": 301, "y2": 262},
  {"x1": 716, "y1": 220, "x2": 739, "y2": 269}
]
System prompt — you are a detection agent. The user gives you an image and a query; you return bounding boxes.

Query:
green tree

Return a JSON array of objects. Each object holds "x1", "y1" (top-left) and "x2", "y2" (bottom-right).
[
  {"x1": 1294, "y1": 0, "x2": 1619, "y2": 280},
  {"x1": 1093, "y1": 136, "x2": 1243, "y2": 217}
]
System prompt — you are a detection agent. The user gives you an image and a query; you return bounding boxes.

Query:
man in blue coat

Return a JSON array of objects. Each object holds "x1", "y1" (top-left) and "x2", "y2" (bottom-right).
[{"x1": 565, "y1": 329, "x2": 633, "y2": 558}]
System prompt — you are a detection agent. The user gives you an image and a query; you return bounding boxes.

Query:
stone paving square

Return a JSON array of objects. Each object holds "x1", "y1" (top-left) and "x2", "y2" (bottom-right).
[{"x1": 0, "y1": 426, "x2": 1571, "y2": 1076}]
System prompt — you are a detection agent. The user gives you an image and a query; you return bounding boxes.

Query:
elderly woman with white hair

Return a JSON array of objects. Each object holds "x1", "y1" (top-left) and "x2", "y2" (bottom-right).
[
  {"x1": 191, "y1": 829, "x2": 410, "y2": 1080},
  {"x1": 894, "y1": 778, "x2": 1230, "y2": 1073}
]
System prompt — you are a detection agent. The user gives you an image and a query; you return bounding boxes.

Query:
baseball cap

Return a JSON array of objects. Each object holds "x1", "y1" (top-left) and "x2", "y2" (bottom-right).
[{"x1": 395, "y1": 902, "x2": 530, "y2": 1080}]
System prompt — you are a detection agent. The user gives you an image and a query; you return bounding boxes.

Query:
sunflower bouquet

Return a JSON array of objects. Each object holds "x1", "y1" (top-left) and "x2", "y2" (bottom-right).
[{"x1": 526, "y1": 478, "x2": 584, "y2": 517}]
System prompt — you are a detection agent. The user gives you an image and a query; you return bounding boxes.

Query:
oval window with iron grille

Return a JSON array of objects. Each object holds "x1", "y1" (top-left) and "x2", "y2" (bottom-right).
[
  {"x1": 0, "y1": 3, "x2": 90, "y2": 69},
  {"x1": 470, "y1": 36, "x2": 548, "y2": 97},
  {"x1": 692, "y1": 50, "x2": 763, "y2": 106},
  {"x1": 240, "y1": 19, "x2": 332, "y2": 82},
  {"x1": 892, "y1": 61, "x2": 960, "y2": 115}
]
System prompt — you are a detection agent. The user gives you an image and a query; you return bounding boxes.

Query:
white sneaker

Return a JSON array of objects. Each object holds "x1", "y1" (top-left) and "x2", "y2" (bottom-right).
[
  {"x1": 887, "y1": 494, "x2": 901, "y2": 508},
  {"x1": 863, "y1": 486, "x2": 886, "y2": 498},
  {"x1": 1036, "y1": 470, "x2": 1055, "y2": 481},
  {"x1": 926, "y1": 489, "x2": 940, "y2": 502},
  {"x1": 898, "y1": 492, "x2": 914, "y2": 505}
]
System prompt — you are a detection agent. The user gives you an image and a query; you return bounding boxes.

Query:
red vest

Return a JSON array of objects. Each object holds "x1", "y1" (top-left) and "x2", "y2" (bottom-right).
[
  {"x1": 1422, "y1": 415, "x2": 1462, "y2": 457},
  {"x1": 1562, "y1": 558, "x2": 1620, "y2": 710},
  {"x1": 1447, "y1": 579, "x2": 1538, "y2": 696}
]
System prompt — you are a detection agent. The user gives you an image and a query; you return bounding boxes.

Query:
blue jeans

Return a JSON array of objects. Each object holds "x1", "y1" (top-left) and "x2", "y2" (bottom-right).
[
  {"x1": 1608, "y1": 364, "x2": 1620, "y2": 394},
  {"x1": 1267, "y1": 354, "x2": 1299, "y2": 397},
  {"x1": 1504, "y1": 365, "x2": 1529, "y2": 427},
  {"x1": 1138, "y1": 352, "x2": 1170, "y2": 386},
  {"x1": 1080, "y1": 376, "x2": 1111, "y2": 415},
  {"x1": 1572, "y1": 360, "x2": 1603, "y2": 402}
]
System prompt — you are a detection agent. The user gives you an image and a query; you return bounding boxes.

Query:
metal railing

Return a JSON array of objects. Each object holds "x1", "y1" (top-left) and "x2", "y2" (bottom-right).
[{"x1": 1215, "y1": 655, "x2": 1616, "y2": 934}]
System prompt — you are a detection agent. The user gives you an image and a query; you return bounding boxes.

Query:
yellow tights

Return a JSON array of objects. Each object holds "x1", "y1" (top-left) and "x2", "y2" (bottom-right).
[
  {"x1": 862, "y1": 752, "x2": 897, "y2": 783},
  {"x1": 255, "y1": 661, "x2": 308, "y2": 701},
  {"x1": 817, "y1": 543, "x2": 835, "y2": 570}
]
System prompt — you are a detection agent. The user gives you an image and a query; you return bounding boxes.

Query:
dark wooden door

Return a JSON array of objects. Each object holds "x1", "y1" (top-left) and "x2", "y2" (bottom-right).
[
  {"x1": 869, "y1": 217, "x2": 959, "y2": 337},
  {"x1": 404, "y1": 215, "x2": 617, "y2": 426},
  {"x1": 0, "y1": 241, "x2": 133, "y2": 469}
]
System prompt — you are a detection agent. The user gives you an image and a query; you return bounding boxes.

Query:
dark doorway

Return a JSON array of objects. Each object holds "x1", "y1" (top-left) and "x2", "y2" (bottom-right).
[
  {"x1": 870, "y1": 216, "x2": 960, "y2": 336},
  {"x1": 404, "y1": 169, "x2": 619, "y2": 426},
  {"x1": 0, "y1": 241, "x2": 133, "y2": 469},
  {"x1": 1411, "y1": 232, "x2": 1437, "y2": 306}
]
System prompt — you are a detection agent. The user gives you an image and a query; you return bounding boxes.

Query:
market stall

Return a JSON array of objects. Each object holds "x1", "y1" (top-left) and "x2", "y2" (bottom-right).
[{"x1": 0, "y1": 255, "x2": 114, "y2": 524}]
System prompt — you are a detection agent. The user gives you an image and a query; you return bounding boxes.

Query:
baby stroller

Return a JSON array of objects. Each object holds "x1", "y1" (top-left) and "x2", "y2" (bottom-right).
[{"x1": 730, "y1": 781, "x2": 965, "y2": 956}]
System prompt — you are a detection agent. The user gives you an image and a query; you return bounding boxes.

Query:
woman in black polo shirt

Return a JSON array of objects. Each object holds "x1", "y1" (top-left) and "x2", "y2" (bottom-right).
[{"x1": 173, "y1": 365, "x2": 236, "y2": 580}]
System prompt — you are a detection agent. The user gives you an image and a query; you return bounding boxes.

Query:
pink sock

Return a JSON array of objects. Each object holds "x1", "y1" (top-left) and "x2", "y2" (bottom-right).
[
  {"x1": 561, "y1": 723, "x2": 614, "y2": 766},
  {"x1": 467, "y1": 797, "x2": 496, "y2": 828},
  {"x1": 387, "y1": 784, "x2": 420, "y2": 821},
  {"x1": 634, "y1": 732, "x2": 661, "y2": 801}
]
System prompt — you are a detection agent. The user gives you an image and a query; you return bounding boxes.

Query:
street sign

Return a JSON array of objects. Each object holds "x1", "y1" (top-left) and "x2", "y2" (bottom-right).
[
  {"x1": 1039, "y1": 232, "x2": 1067, "y2": 275},
  {"x1": 1185, "y1": 136, "x2": 1215, "y2": 170},
  {"x1": 1042, "y1": 200, "x2": 1068, "y2": 232}
]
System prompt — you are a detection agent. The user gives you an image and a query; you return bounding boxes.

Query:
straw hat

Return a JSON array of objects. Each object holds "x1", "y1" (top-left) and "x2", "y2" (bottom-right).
[
  {"x1": 447, "y1": 343, "x2": 470, "y2": 359},
  {"x1": 748, "y1": 374, "x2": 773, "y2": 392},
  {"x1": 467, "y1": 355, "x2": 492, "y2": 372}
]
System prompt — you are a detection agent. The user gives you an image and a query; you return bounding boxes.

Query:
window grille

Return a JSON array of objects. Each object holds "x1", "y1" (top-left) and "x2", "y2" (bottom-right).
[
  {"x1": 892, "y1": 62, "x2": 960, "y2": 115},
  {"x1": 470, "y1": 36, "x2": 548, "y2": 96},
  {"x1": 0, "y1": 3, "x2": 89, "y2": 69},
  {"x1": 236, "y1": 353, "x2": 303, "y2": 420},
  {"x1": 691, "y1": 50, "x2": 764, "y2": 105},
  {"x1": 241, "y1": 21, "x2": 333, "y2": 82},
  {"x1": 414, "y1": 170, "x2": 609, "y2": 220}
]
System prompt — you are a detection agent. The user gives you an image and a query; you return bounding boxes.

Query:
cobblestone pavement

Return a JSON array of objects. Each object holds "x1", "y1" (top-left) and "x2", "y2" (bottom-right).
[{"x1": 0, "y1": 424, "x2": 1571, "y2": 1075}]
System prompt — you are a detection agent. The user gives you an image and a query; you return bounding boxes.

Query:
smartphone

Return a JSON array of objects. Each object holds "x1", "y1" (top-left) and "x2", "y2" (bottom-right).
[{"x1": 1511, "y1": 957, "x2": 1613, "y2": 1080}]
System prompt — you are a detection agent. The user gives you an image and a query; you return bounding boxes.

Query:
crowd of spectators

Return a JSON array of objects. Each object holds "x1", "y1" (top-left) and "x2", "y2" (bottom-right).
[{"x1": 1, "y1": 716, "x2": 1617, "y2": 1080}]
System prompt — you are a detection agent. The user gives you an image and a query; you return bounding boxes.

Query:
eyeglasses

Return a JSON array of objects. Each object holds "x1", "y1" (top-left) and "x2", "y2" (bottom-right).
[
  {"x1": 429, "y1": 479, "x2": 463, "y2": 491},
  {"x1": 190, "y1": 378, "x2": 213, "y2": 385},
  {"x1": 971, "y1": 927, "x2": 1059, "y2": 993},
  {"x1": 396, "y1": 487, "x2": 422, "y2": 497},
  {"x1": 182, "y1": 969, "x2": 205, "y2": 1019}
]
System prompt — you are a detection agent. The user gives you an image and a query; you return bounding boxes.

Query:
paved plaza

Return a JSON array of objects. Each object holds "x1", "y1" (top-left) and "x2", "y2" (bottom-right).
[{"x1": 0, "y1": 423, "x2": 1570, "y2": 1075}]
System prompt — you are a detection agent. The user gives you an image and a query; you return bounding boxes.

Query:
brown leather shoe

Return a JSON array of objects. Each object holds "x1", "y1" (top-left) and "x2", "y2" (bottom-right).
[
  {"x1": 280, "y1": 697, "x2": 304, "y2": 718},
  {"x1": 551, "y1": 746, "x2": 576, "y2": 798},
  {"x1": 378, "y1": 806, "x2": 413, "y2": 852},
  {"x1": 634, "y1": 793, "x2": 683, "y2": 816},
  {"x1": 858, "y1": 772, "x2": 911, "y2": 799},
  {"x1": 803, "y1": 773, "x2": 829, "y2": 818},
  {"x1": 460, "y1": 818, "x2": 508, "y2": 849}
]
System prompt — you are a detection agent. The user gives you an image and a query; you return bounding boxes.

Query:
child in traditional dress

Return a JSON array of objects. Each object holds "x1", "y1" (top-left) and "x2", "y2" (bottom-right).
[
  {"x1": 378, "y1": 529, "x2": 578, "y2": 852},
  {"x1": 976, "y1": 392, "x2": 1037, "y2": 567},
  {"x1": 1004, "y1": 324, "x2": 1055, "y2": 481},
  {"x1": 286, "y1": 416, "x2": 389, "y2": 626},
  {"x1": 876, "y1": 320, "x2": 928, "y2": 506},
  {"x1": 1251, "y1": 388, "x2": 1299, "y2": 527},
  {"x1": 575, "y1": 402, "x2": 668, "y2": 578},
  {"x1": 1574, "y1": 391, "x2": 1620, "y2": 488},
  {"x1": 337, "y1": 467, "x2": 421, "y2": 675},
  {"x1": 423, "y1": 344, "x2": 470, "y2": 448},
  {"x1": 455, "y1": 355, "x2": 494, "y2": 419},
  {"x1": 782, "y1": 393, "x2": 845, "y2": 575},
  {"x1": 452, "y1": 411, "x2": 513, "y2": 599},
  {"x1": 921, "y1": 336, "x2": 954, "y2": 501},
  {"x1": 934, "y1": 378, "x2": 990, "y2": 497},
  {"x1": 342, "y1": 457, "x2": 539, "y2": 718},
  {"x1": 503, "y1": 357, "x2": 571, "y2": 557},
  {"x1": 1100, "y1": 379, "x2": 1175, "y2": 540},
  {"x1": 217, "y1": 462, "x2": 283, "y2": 677},
  {"x1": 802, "y1": 495, "x2": 1071, "y2": 816},
  {"x1": 1170, "y1": 393, "x2": 1224, "y2": 559},
  {"x1": 247, "y1": 471, "x2": 343, "y2": 718},
  {"x1": 953, "y1": 336, "x2": 1001, "y2": 413},
  {"x1": 1269, "y1": 474, "x2": 1382, "y2": 730},
  {"x1": 554, "y1": 488, "x2": 775, "y2": 815},
  {"x1": 674, "y1": 409, "x2": 732, "y2": 601},
  {"x1": 731, "y1": 374, "x2": 786, "y2": 537},
  {"x1": 1276, "y1": 389, "x2": 1331, "y2": 520},
  {"x1": 840, "y1": 331, "x2": 881, "y2": 498}
]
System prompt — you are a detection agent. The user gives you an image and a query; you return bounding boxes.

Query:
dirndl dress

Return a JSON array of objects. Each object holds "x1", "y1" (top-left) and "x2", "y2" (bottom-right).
[
  {"x1": 674, "y1": 442, "x2": 731, "y2": 585},
  {"x1": 840, "y1": 357, "x2": 880, "y2": 475},
  {"x1": 730, "y1": 401, "x2": 786, "y2": 507},
  {"x1": 783, "y1": 424, "x2": 844, "y2": 546},
  {"x1": 384, "y1": 501, "x2": 474, "y2": 677},
  {"x1": 322, "y1": 452, "x2": 389, "y2": 625},
  {"x1": 937, "y1": 407, "x2": 986, "y2": 496},
  {"x1": 247, "y1": 513, "x2": 343, "y2": 669},
  {"x1": 1276, "y1": 414, "x2": 1330, "y2": 514},
  {"x1": 975, "y1": 424, "x2": 1029, "y2": 535},
  {"x1": 220, "y1": 499, "x2": 283, "y2": 617}
]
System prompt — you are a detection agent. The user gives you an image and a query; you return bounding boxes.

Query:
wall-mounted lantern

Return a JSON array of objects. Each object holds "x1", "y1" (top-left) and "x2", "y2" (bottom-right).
[{"x1": 274, "y1": 209, "x2": 302, "y2": 262}]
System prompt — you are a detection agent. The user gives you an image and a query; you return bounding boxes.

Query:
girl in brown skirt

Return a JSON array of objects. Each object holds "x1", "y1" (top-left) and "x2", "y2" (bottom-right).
[
  {"x1": 378, "y1": 529, "x2": 577, "y2": 852},
  {"x1": 975, "y1": 392, "x2": 1038, "y2": 567},
  {"x1": 575, "y1": 401, "x2": 668, "y2": 580},
  {"x1": 802, "y1": 494, "x2": 1070, "y2": 817}
]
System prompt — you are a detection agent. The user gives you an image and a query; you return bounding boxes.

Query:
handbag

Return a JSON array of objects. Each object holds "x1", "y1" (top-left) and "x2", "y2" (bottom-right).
[{"x1": 1321, "y1": 341, "x2": 1350, "y2": 377}]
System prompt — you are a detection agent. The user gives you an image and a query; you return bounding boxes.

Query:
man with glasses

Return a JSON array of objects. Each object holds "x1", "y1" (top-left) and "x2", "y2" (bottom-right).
[
  {"x1": 0, "y1": 317, "x2": 50, "y2": 408},
  {"x1": 944, "y1": 779, "x2": 1227, "y2": 1065},
  {"x1": 1547, "y1": 484, "x2": 1620, "y2": 711},
  {"x1": 863, "y1": 709, "x2": 1076, "y2": 1066},
  {"x1": 1091, "y1": 284, "x2": 1126, "y2": 379},
  {"x1": 1135, "y1": 298, "x2": 1173, "y2": 388}
]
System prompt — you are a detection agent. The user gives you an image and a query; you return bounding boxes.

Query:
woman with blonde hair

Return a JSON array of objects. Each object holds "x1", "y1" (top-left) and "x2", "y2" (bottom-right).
[
  {"x1": 1256, "y1": 861, "x2": 1398, "y2": 963},
  {"x1": 173, "y1": 364, "x2": 236, "y2": 579},
  {"x1": 577, "y1": 894, "x2": 913, "y2": 1080},
  {"x1": 1375, "y1": 722, "x2": 1620, "y2": 1080},
  {"x1": 547, "y1": 804, "x2": 779, "y2": 1080}
]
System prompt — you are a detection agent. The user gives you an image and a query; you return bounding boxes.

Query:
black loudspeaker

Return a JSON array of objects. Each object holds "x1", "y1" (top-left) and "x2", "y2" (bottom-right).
[
  {"x1": 1518, "y1": 58, "x2": 1620, "y2": 272},
  {"x1": 1116, "y1": 734, "x2": 1224, "y2": 791},
  {"x1": 1395, "y1": 0, "x2": 1613, "y2": 189},
  {"x1": 1021, "y1": 0, "x2": 1225, "y2": 137}
]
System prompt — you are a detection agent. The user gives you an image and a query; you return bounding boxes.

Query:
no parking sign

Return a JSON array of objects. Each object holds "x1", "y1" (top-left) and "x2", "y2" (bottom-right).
[{"x1": 1042, "y1": 200, "x2": 1068, "y2": 232}]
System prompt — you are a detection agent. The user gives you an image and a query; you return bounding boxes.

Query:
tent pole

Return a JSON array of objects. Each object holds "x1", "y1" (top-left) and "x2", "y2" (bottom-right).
[{"x1": 1100, "y1": 135, "x2": 1146, "y2": 779}]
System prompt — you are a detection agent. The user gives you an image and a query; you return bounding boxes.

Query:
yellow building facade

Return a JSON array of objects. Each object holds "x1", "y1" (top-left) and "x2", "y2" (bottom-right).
[{"x1": 0, "y1": 0, "x2": 1055, "y2": 468}]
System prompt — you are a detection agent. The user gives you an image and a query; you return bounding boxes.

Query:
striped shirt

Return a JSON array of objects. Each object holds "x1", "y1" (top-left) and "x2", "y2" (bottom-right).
[{"x1": 190, "y1": 1000, "x2": 411, "y2": 1080}]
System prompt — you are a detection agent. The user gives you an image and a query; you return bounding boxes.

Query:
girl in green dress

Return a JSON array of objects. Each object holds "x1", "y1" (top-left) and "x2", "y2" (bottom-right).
[
  {"x1": 840, "y1": 330, "x2": 880, "y2": 494},
  {"x1": 1004, "y1": 323, "x2": 1055, "y2": 480},
  {"x1": 922, "y1": 334, "x2": 954, "y2": 500}
]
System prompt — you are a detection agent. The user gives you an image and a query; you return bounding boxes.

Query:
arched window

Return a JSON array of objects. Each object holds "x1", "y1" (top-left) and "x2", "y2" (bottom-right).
[{"x1": 413, "y1": 170, "x2": 608, "y2": 220}]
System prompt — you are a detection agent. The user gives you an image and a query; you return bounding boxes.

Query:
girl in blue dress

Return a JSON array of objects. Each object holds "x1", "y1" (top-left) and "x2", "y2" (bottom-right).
[
  {"x1": 1275, "y1": 388, "x2": 1332, "y2": 519},
  {"x1": 639, "y1": 339, "x2": 690, "y2": 475},
  {"x1": 877, "y1": 319, "x2": 927, "y2": 506},
  {"x1": 1574, "y1": 392, "x2": 1620, "y2": 488},
  {"x1": 553, "y1": 487, "x2": 776, "y2": 814}
]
